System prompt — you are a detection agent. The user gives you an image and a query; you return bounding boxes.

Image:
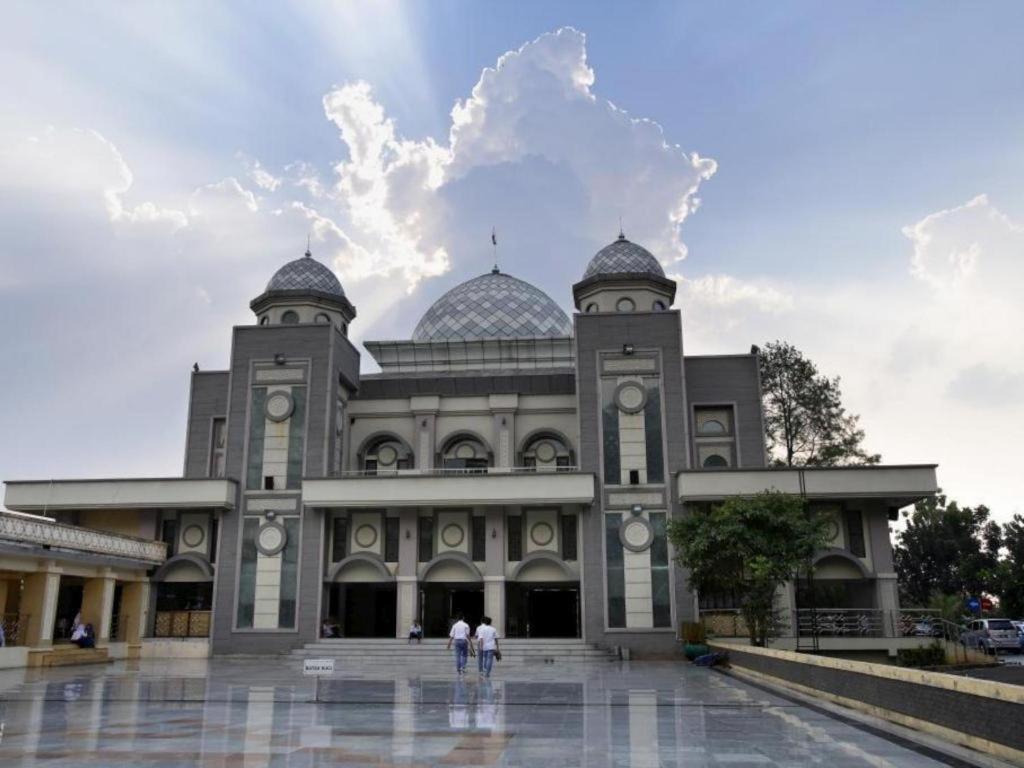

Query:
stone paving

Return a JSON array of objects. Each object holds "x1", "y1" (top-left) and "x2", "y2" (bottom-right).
[{"x1": 0, "y1": 656, "x2": 969, "y2": 766}]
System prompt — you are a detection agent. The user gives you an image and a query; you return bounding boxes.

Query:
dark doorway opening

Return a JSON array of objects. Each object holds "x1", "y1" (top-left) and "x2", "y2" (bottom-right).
[
  {"x1": 420, "y1": 583, "x2": 484, "y2": 636},
  {"x1": 327, "y1": 584, "x2": 397, "y2": 638},
  {"x1": 53, "y1": 579, "x2": 84, "y2": 641},
  {"x1": 506, "y1": 583, "x2": 580, "y2": 638}
]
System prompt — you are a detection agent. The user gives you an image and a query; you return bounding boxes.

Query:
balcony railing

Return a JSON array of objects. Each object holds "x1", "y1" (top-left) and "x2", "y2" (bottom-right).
[
  {"x1": 1, "y1": 612, "x2": 27, "y2": 647},
  {"x1": 332, "y1": 466, "x2": 582, "y2": 478},
  {"x1": 0, "y1": 510, "x2": 167, "y2": 564},
  {"x1": 153, "y1": 610, "x2": 211, "y2": 638},
  {"x1": 797, "y1": 608, "x2": 885, "y2": 637}
]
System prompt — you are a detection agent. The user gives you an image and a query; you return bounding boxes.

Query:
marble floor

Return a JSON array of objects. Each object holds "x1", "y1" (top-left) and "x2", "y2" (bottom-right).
[{"x1": 0, "y1": 656, "x2": 969, "y2": 767}]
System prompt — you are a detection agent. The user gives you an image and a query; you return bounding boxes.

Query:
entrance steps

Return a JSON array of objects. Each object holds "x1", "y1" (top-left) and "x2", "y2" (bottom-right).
[{"x1": 290, "y1": 638, "x2": 615, "y2": 665}]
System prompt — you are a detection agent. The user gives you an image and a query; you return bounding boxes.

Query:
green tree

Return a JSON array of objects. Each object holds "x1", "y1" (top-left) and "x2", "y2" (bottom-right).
[
  {"x1": 893, "y1": 493, "x2": 1002, "y2": 607},
  {"x1": 668, "y1": 491, "x2": 829, "y2": 646},
  {"x1": 996, "y1": 514, "x2": 1024, "y2": 618},
  {"x1": 757, "y1": 340, "x2": 880, "y2": 467}
]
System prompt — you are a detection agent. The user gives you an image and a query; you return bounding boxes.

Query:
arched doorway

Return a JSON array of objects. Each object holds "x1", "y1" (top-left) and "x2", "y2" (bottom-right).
[
  {"x1": 506, "y1": 554, "x2": 580, "y2": 638},
  {"x1": 327, "y1": 555, "x2": 397, "y2": 638},
  {"x1": 419, "y1": 554, "x2": 483, "y2": 637}
]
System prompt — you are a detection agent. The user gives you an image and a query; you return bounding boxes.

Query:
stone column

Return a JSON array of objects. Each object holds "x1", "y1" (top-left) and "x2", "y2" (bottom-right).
[
  {"x1": 488, "y1": 394, "x2": 518, "y2": 469},
  {"x1": 411, "y1": 395, "x2": 440, "y2": 470},
  {"x1": 484, "y1": 507, "x2": 506, "y2": 635},
  {"x1": 120, "y1": 581, "x2": 151, "y2": 644},
  {"x1": 21, "y1": 570, "x2": 61, "y2": 647},
  {"x1": 876, "y1": 574, "x2": 900, "y2": 637},
  {"x1": 0, "y1": 579, "x2": 9, "y2": 617},
  {"x1": 396, "y1": 508, "x2": 419, "y2": 636},
  {"x1": 82, "y1": 571, "x2": 117, "y2": 644}
]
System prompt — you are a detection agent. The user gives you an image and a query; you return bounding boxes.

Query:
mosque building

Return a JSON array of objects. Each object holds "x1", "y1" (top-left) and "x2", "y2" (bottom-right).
[{"x1": 0, "y1": 235, "x2": 938, "y2": 663}]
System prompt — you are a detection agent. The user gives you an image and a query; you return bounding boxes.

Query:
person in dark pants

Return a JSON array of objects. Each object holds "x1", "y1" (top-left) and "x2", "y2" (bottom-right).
[
  {"x1": 446, "y1": 613, "x2": 472, "y2": 674},
  {"x1": 72, "y1": 623, "x2": 95, "y2": 649}
]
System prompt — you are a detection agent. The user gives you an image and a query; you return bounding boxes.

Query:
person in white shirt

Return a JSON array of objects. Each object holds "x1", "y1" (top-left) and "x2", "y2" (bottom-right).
[
  {"x1": 446, "y1": 614, "x2": 472, "y2": 674},
  {"x1": 474, "y1": 616, "x2": 500, "y2": 678}
]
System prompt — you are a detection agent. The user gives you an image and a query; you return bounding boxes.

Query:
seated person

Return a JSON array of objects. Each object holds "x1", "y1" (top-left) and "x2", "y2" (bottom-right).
[
  {"x1": 72, "y1": 623, "x2": 95, "y2": 649},
  {"x1": 321, "y1": 620, "x2": 340, "y2": 638},
  {"x1": 408, "y1": 620, "x2": 423, "y2": 644}
]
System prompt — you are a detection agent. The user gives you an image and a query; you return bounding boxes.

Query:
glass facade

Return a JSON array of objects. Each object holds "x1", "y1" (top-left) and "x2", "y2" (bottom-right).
[
  {"x1": 643, "y1": 381, "x2": 664, "y2": 484},
  {"x1": 601, "y1": 380, "x2": 620, "y2": 485},
  {"x1": 605, "y1": 514, "x2": 625, "y2": 628},
  {"x1": 649, "y1": 512, "x2": 671, "y2": 628},
  {"x1": 237, "y1": 518, "x2": 259, "y2": 628},
  {"x1": 285, "y1": 388, "x2": 306, "y2": 489},
  {"x1": 245, "y1": 388, "x2": 267, "y2": 490},
  {"x1": 278, "y1": 518, "x2": 299, "y2": 628}
]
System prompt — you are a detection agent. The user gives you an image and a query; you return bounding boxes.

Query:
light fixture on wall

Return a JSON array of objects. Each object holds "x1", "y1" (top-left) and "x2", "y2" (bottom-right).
[
  {"x1": 274, "y1": 353, "x2": 286, "y2": 365},
  {"x1": 631, "y1": 505, "x2": 643, "y2": 516},
  {"x1": 405, "y1": 529, "x2": 411, "y2": 539},
  {"x1": 491, "y1": 528, "x2": 497, "y2": 539},
  {"x1": 622, "y1": 344, "x2": 635, "y2": 356},
  {"x1": 421, "y1": 418, "x2": 428, "y2": 428},
  {"x1": 265, "y1": 510, "x2": 277, "y2": 521},
  {"x1": 501, "y1": 416, "x2": 506, "y2": 426}
]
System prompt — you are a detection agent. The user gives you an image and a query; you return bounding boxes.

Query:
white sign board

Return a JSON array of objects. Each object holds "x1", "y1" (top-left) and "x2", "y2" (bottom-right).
[{"x1": 303, "y1": 658, "x2": 335, "y2": 676}]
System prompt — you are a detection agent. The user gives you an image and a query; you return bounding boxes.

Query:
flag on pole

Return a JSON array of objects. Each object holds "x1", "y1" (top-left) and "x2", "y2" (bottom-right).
[{"x1": 491, "y1": 227, "x2": 497, "y2": 246}]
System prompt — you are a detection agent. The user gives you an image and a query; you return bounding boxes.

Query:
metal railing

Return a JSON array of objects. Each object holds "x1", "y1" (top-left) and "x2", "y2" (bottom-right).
[
  {"x1": 797, "y1": 608, "x2": 885, "y2": 637},
  {"x1": 153, "y1": 610, "x2": 211, "y2": 638},
  {"x1": 0, "y1": 510, "x2": 167, "y2": 563},
  {"x1": 331, "y1": 466, "x2": 582, "y2": 478},
  {"x1": 1, "y1": 613, "x2": 27, "y2": 647}
]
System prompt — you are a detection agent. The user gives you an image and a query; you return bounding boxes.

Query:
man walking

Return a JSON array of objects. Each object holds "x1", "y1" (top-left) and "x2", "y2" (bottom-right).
[
  {"x1": 475, "y1": 616, "x2": 500, "y2": 678},
  {"x1": 446, "y1": 613, "x2": 472, "y2": 675}
]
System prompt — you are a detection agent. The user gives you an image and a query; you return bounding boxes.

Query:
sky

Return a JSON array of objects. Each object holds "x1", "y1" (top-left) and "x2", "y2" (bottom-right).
[{"x1": 1, "y1": 1, "x2": 1022, "y2": 521}]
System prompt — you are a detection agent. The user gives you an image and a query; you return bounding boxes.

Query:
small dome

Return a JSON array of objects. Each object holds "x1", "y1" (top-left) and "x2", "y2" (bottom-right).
[
  {"x1": 413, "y1": 269, "x2": 572, "y2": 342},
  {"x1": 267, "y1": 251, "x2": 344, "y2": 296},
  {"x1": 583, "y1": 235, "x2": 665, "y2": 279}
]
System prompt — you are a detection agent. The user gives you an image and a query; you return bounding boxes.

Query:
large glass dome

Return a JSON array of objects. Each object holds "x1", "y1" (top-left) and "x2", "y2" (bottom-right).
[
  {"x1": 267, "y1": 252, "x2": 345, "y2": 296},
  {"x1": 583, "y1": 234, "x2": 665, "y2": 279},
  {"x1": 413, "y1": 269, "x2": 572, "y2": 341}
]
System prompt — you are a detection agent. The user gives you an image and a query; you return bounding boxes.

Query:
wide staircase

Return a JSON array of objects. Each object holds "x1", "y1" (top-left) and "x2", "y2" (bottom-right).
[{"x1": 289, "y1": 638, "x2": 616, "y2": 667}]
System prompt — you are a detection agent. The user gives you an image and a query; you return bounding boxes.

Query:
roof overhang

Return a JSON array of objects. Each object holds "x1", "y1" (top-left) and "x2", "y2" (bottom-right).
[
  {"x1": 364, "y1": 336, "x2": 575, "y2": 374},
  {"x1": 3, "y1": 478, "x2": 238, "y2": 512},
  {"x1": 302, "y1": 471, "x2": 596, "y2": 508},
  {"x1": 677, "y1": 465, "x2": 938, "y2": 506},
  {"x1": 250, "y1": 288, "x2": 356, "y2": 320},
  {"x1": 572, "y1": 272, "x2": 678, "y2": 306}
]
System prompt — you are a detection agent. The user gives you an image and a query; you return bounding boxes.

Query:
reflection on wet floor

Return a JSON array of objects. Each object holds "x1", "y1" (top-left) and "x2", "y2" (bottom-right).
[{"x1": 0, "y1": 658, "x2": 954, "y2": 767}]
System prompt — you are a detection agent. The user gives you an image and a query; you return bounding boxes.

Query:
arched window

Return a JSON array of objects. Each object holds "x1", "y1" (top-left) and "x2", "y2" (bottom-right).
[
  {"x1": 259, "y1": 316, "x2": 270, "y2": 326},
  {"x1": 521, "y1": 434, "x2": 573, "y2": 471},
  {"x1": 281, "y1": 310, "x2": 300, "y2": 324},
  {"x1": 315, "y1": 312, "x2": 331, "y2": 324},
  {"x1": 362, "y1": 436, "x2": 413, "y2": 474},
  {"x1": 616, "y1": 297, "x2": 635, "y2": 312},
  {"x1": 652, "y1": 300, "x2": 666, "y2": 311},
  {"x1": 441, "y1": 436, "x2": 490, "y2": 473},
  {"x1": 702, "y1": 454, "x2": 729, "y2": 469},
  {"x1": 585, "y1": 302, "x2": 599, "y2": 313},
  {"x1": 701, "y1": 419, "x2": 726, "y2": 434}
]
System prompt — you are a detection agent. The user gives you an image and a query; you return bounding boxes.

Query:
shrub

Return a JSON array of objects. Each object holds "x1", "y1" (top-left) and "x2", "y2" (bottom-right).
[{"x1": 897, "y1": 642, "x2": 946, "y2": 668}]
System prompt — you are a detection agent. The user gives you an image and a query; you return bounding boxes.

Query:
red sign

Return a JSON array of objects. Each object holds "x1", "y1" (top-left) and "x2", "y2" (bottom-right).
[{"x1": 980, "y1": 597, "x2": 994, "y2": 611}]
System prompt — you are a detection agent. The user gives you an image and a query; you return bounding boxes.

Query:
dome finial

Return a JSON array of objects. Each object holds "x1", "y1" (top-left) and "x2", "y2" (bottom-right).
[
  {"x1": 618, "y1": 216, "x2": 626, "y2": 241},
  {"x1": 305, "y1": 234, "x2": 312, "y2": 258},
  {"x1": 491, "y1": 226, "x2": 499, "y2": 273}
]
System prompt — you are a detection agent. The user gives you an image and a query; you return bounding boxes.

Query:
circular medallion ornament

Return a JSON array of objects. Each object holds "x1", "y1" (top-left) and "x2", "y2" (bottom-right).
[
  {"x1": 376, "y1": 444, "x2": 398, "y2": 466},
  {"x1": 614, "y1": 381, "x2": 647, "y2": 414},
  {"x1": 454, "y1": 443, "x2": 477, "y2": 460},
  {"x1": 534, "y1": 441, "x2": 557, "y2": 463},
  {"x1": 619, "y1": 516, "x2": 654, "y2": 552},
  {"x1": 529, "y1": 522, "x2": 555, "y2": 548},
  {"x1": 256, "y1": 521, "x2": 287, "y2": 556},
  {"x1": 181, "y1": 524, "x2": 205, "y2": 549},
  {"x1": 265, "y1": 391, "x2": 294, "y2": 422},
  {"x1": 354, "y1": 524, "x2": 378, "y2": 548},
  {"x1": 441, "y1": 523, "x2": 465, "y2": 548}
]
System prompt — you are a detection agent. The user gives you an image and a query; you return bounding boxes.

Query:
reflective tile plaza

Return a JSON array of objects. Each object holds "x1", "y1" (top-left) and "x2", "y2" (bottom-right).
[{"x1": 0, "y1": 657, "x2": 964, "y2": 766}]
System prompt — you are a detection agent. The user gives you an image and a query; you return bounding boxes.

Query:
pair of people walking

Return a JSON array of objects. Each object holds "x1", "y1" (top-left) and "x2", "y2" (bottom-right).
[{"x1": 446, "y1": 614, "x2": 500, "y2": 677}]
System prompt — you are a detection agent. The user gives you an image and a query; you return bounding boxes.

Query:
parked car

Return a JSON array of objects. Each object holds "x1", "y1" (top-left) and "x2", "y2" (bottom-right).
[
  {"x1": 1013, "y1": 620, "x2": 1024, "y2": 648},
  {"x1": 960, "y1": 618, "x2": 1020, "y2": 654}
]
